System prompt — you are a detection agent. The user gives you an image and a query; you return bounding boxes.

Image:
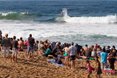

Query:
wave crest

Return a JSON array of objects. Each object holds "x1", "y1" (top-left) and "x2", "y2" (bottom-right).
[
  {"x1": 0, "y1": 11, "x2": 30, "y2": 20},
  {"x1": 55, "y1": 8, "x2": 117, "y2": 24}
]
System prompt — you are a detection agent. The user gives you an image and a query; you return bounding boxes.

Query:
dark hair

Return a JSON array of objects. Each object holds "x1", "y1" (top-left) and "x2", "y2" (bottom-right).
[
  {"x1": 112, "y1": 45, "x2": 115, "y2": 49},
  {"x1": 71, "y1": 42, "x2": 74, "y2": 45},
  {"x1": 36, "y1": 40, "x2": 39, "y2": 43},
  {"x1": 5, "y1": 34, "x2": 8, "y2": 37},
  {"x1": 107, "y1": 46, "x2": 110, "y2": 48},
  {"x1": 20, "y1": 37, "x2": 23, "y2": 40},
  {"x1": 103, "y1": 46, "x2": 106, "y2": 52},
  {"x1": 29, "y1": 34, "x2": 32, "y2": 37},
  {"x1": 85, "y1": 44, "x2": 88, "y2": 47},
  {"x1": 75, "y1": 43, "x2": 78, "y2": 46},
  {"x1": 45, "y1": 39, "x2": 48, "y2": 43},
  {"x1": 13, "y1": 36, "x2": 16, "y2": 39}
]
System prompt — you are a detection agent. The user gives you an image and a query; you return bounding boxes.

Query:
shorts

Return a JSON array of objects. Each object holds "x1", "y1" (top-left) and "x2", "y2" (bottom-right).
[
  {"x1": 2, "y1": 46, "x2": 10, "y2": 57},
  {"x1": 70, "y1": 55, "x2": 76, "y2": 60},
  {"x1": 12, "y1": 48, "x2": 18, "y2": 55},
  {"x1": 63, "y1": 52, "x2": 68, "y2": 57},
  {"x1": 27, "y1": 46, "x2": 34, "y2": 53}
]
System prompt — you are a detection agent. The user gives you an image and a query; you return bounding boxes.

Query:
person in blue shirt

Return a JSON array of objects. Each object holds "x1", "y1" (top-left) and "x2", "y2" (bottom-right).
[{"x1": 100, "y1": 48, "x2": 108, "y2": 69}]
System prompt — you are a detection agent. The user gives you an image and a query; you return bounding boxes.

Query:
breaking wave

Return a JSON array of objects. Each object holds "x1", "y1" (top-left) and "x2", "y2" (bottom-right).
[{"x1": 55, "y1": 8, "x2": 117, "y2": 24}]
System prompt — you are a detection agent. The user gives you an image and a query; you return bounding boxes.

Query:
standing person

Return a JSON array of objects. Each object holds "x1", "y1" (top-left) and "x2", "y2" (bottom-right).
[
  {"x1": 0, "y1": 30, "x2": 2, "y2": 42},
  {"x1": 91, "y1": 48, "x2": 97, "y2": 58},
  {"x1": 63, "y1": 43, "x2": 69, "y2": 66},
  {"x1": 111, "y1": 46, "x2": 117, "y2": 57},
  {"x1": 1, "y1": 34, "x2": 11, "y2": 58},
  {"x1": 35, "y1": 40, "x2": 39, "y2": 56},
  {"x1": 38, "y1": 41, "x2": 45, "y2": 56},
  {"x1": 97, "y1": 46, "x2": 102, "y2": 57},
  {"x1": 0, "y1": 30, "x2": 2, "y2": 51},
  {"x1": 100, "y1": 49, "x2": 108, "y2": 69},
  {"x1": 0, "y1": 30, "x2": 2, "y2": 38},
  {"x1": 12, "y1": 36, "x2": 18, "y2": 62},
  {"x1": 75, "y1": 43, "x2": 82, "y2": 56},
  {"x1": 27, "y1": 34, "x2": 35, "y2": 60},
  {"x1": 52, "y1": 42, "x2": 62, "y2": 57},
  {"x1": 106, "y1": 46, "x2": 111, "y2": 53},
  {"x1": 18, "y1": 37, "x2": 24, "y2": 51},
  {"x1": 86, "y1": 60, "x2": 94, "y2": 78},
  {"x1": 95, "y1": 57, "x2": 102, "y2": 78},
  {"x1": 68, "y1": 42, "x2": 77, "y2": 69},
  {"x1": 108, "y1": 54, "x2": 116, "y2": 70},
  {"x1": 84, "y1": 44, "x2": 90, "y2": 58}
]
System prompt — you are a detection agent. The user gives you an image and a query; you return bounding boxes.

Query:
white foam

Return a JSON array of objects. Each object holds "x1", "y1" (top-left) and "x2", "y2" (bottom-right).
[
  {"x1": 0, "y1": 11, "x2": 28, "y2": 16},
  {"x1": 20, "y1": 12, "x2": 29, "y2": 15},
  {"x1": 70, "y1": 15, "x2": 117, "y2": 24},
  {"x1": 0, "y1": 12, "x2": 17, "y2": 16},
  {"x1": 56, "y1": 15, "x2": 117, "y2": 24},
  {"x1": 0, "y1": 20, "x2": 117, "y2": 40}
]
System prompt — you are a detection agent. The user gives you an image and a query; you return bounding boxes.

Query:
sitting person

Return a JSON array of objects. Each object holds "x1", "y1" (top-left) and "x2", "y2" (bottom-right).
[
  {"x1": 44, "y1": 45, "x2": 52, "y2": 57},
  {"x1": 47, "y1": 52, "x2": 64, "y2": 66},
  {"x1": 55, "y1": 52, "x2": 63, "y2": 64}
]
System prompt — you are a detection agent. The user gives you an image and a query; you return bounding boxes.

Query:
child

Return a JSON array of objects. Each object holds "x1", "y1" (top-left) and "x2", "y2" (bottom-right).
[{"x1": 86, "y1": 60, "x2": 94, "y2": 78}]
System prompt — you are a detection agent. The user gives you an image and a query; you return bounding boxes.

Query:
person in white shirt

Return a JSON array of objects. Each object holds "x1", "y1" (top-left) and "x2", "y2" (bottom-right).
[{"x1": 68, "y1": 42, "x2": 77, "y2": 69}]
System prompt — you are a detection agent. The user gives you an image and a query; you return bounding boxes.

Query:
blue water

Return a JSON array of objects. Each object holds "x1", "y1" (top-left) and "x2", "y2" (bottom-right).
[
  {"x1": 0, "y1": 0, "x2": 117, "y2": 46},
  {"x1": 0, "y1": 0, "x2": 117, "y2": 21}
]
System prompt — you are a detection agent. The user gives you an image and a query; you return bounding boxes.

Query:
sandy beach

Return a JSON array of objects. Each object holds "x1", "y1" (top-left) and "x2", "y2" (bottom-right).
[{"x1": 0, "y1": 51, "x2": 116, "y2": 78}]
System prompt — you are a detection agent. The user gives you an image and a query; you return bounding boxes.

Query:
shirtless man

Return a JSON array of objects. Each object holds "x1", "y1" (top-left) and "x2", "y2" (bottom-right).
[{"x1": 83, "y1": 44, "x2": 90, "y2": 58}]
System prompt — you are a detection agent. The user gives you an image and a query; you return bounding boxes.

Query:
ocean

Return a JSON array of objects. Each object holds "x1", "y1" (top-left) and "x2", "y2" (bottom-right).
[{"x1": 0, "y1": 0, "x2": 117, "y2": 46}]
